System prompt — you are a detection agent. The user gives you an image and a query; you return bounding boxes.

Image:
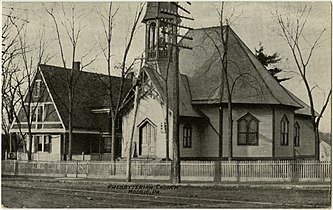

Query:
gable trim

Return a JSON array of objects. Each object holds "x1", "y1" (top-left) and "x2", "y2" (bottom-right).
[
  {"x1": 137, "y1": 118, "x2": 157, "y2": 128},
  {"x1": 39, "y1": 66, "x2": 66, "y2": 130},
  {"x1": 9, "y1": 69, "x2": 39, "y2": 132}
]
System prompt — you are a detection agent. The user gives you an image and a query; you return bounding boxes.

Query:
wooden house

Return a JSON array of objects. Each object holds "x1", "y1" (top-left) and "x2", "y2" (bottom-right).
[{"x1": 10, "y1": 64, "x2": 132, "y2": 161}]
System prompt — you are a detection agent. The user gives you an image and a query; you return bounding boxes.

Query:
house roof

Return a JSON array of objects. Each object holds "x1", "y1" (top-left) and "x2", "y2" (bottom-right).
[
  {"x1": 178, "y1": 26, "x2": 301, "y2": 108},
  {"x1": 143, "y1": 65, "x2": 201, "y2": 117},
  {"x1": 283, "y1": 87, "x2": 319, "y2": 116},
  {"x1": 40, "y1": 64, "x2": 132, "y2": 130}
]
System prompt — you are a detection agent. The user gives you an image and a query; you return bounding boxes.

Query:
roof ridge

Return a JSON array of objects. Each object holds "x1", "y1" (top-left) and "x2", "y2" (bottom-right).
[
  {"x1": 192, "y1": 25, "x2": 228, "y2": 31},
  {"x1": 39, "y1": 64, "x2": 126, "y2": 79}
]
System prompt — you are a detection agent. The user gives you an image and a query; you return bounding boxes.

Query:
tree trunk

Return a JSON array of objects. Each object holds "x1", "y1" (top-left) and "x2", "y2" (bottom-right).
[
  {"x1": 126, "y1": 85, "x2": 139, "y2": 182},
  {"x1": 27, "y1": 127, "x2": 33, "y2": 161},
  {"x1": 110, "y1": 115, "x2": 116, "y2": 162},
  {"x1": 68, "y1": 85, "x2": 73, "y2": 161},
  {"x1": 9, "y1": 133, "x2": 12, "y2": 153},
  {"x1": 314, "y1": 124, "x2": 320, "y2": 160},
  {"x1": 227, "y1": 100, "x2": 232, "y2": 160},
  {"x1": 214, "y1": 107, "x2": 223, "y2": 182}
]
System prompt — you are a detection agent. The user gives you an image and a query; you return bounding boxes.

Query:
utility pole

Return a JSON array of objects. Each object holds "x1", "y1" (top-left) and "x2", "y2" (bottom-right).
[
  {"x1": 161, "y1": 2, "x2": 193, "y2": 184},
  {"x1": 126, "y1": 55, "x2": 145, "y2": 182}
]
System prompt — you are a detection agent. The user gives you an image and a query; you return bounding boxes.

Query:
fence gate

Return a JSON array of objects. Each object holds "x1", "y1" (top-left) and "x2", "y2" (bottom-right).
[{"x1": 65, "y1": 161, "x2": 88, "y2": 178}]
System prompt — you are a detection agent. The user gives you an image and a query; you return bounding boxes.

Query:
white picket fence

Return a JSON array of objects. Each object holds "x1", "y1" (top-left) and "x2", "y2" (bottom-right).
[{"x1": 1, "y1": 160, "x2": 331, "y2": 182}]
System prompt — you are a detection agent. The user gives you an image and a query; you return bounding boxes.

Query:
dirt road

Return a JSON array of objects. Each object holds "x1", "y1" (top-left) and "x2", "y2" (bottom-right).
[{"x1": 1, "y1": 176, "x2": 330, "y2": 208}]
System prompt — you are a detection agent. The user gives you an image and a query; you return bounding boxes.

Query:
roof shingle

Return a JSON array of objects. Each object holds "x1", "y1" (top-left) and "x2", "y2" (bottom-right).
[{"x1": 40, "y1": 64, "x2": 132, "y2": 130}]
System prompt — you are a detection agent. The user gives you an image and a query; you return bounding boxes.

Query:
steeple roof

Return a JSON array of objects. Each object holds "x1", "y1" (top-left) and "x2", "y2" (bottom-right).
[{"x1": 142, "y1": 2, "x2": 178, "y2": 23}]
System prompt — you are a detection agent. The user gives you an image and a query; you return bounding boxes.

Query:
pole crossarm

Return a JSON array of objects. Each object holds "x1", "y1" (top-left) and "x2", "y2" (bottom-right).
[
  {"x1": 161, "y1": 31, "x2": 193, "y2": 40},
  {"x1": 160, "y1": 10, "x2": 194, "y2": 21},
  {"x1": 160, "y1": 20, "x2": 193, "y2": 30},
  {"x1": 165, "y1": 42, "x2": 192, "y2": 50},
  {"x1": 171, "y1": 2, "x2": 191, "y2": 14}
]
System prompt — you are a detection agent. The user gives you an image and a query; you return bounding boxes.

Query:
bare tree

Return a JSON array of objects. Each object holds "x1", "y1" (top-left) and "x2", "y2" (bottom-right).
[
  {"x1": 274, "y1": 6, "x2": 331, "y2": 160},
  {"x1": 2, "y1": 11, "x2": 24, "y2": 154},
  {"x1": 96, "y1": 2, "x2": 118, "y2": 161},
  {"x1": 97, "y1": 3, "x2": 144, "y2": 162},
  {"x1": 8, "y1": 13, "x2": 52, "y2": 160},
  {"x1": 201, "y1": 2, "x2": 266, "y2": 181},
  {"x1": 44, "y1": 3, "x2": 98, "y2": 160},
  {"x1": 202, "y1": 3, "x2": 234, "y2": 166}
]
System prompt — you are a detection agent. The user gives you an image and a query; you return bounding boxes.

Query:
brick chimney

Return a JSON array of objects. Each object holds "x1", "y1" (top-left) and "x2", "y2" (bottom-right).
[{"x1": 73, "y1": 61, "x2": 81, "y2": 71}]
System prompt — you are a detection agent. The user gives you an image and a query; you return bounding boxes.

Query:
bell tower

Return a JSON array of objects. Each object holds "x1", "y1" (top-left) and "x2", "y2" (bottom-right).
[{"x1": 142, "y1": 2, "x2": 179, "y2": 65}]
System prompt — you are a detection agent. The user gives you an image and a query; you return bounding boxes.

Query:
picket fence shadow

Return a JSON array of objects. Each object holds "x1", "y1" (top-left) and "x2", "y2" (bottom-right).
[{"x1": 1, "y1": 160, "x2": 331, "y2": 182}]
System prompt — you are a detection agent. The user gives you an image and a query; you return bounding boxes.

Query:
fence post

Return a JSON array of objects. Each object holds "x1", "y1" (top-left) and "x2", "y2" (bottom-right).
[
  {"x1": 75, "y1": 161, "x2": 79, "y2": 178},
  {"x1": 214, "y1": 161, "x2": 221, "y2": 182},
  {"x1": 86, "y1": 162, "x2": 89, "y2": 177},
  {"x1": 14, "y1": 160, "x2": 18, "y2": 175},
  {"x1": 45, "y1": 162, "x2": 48, "y2": 175},
  {"x1": 65, "y1": 162, "x2": 68, "y2": 177},
  {"x1": 236, "y1": 161, "x2": 240, "y2": 182}
]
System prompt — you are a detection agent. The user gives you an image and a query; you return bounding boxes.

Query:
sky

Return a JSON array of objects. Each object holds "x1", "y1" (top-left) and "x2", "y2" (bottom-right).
[{"x1": 2, "y1": 1, "x2": 332, "y2": 133}]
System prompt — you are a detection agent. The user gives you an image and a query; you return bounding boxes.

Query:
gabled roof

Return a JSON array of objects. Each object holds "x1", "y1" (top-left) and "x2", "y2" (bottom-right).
[
  {"x1": 40, "y1": 64, "x2": 132, "y2": 130},
  {"x1": 178, "y1": 26, "x2": 301, "y2": 108},
  {"x1": 143, "y1": 65, "x2": 201, "y2": 117}
]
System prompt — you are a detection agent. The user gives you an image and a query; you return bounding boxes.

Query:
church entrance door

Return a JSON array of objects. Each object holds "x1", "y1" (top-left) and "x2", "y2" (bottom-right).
[{"x1": 138, "y1": 120, "x2": 156, "y2": 157}]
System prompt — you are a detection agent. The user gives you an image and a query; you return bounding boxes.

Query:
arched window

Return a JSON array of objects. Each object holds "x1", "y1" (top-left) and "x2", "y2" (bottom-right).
[
  {"x1": 183, "y1": 124, "x2": 192, "y2": 148},
  {"x1": 148, "y1": 22, "x2": 156, "y2": 50},
  {"x1": 280, "y1": 115, "x2": 289, "y2": 146},
  {"x1": 237, "y1": 113, "x2": 259, "y2": 145},
  {"x1": 294, "y1": 122, "x2": 300, "y2": 147}
]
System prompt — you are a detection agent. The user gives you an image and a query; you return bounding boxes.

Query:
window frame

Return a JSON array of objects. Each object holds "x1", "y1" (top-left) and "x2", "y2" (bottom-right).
[
  {"x1": 30, "y1": 104, "x2": 44, "y2": 129},
  {"x1": 33, "y1": 79, "x2": 42, "y2": 97},
  {"x1": 294, "y1": 122, "x2": 300, "y2": 147},
  {"x1": 34, "y1": 135, "x2": 52, "y2": 153},
  {"x1": 237, "y1": 113, "x2": 259, "y2": 146},
  {"x1": 183, "y1": 124, "x2": 192, "y2": 148},
  {"x1": 280, "y1": 115, "x2": 289, "y2": 146}
]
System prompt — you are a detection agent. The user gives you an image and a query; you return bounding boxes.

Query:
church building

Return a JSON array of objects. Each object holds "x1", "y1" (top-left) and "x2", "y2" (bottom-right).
[{"x1": 121, "y1": 2, "x2": 316, "y2": 160}]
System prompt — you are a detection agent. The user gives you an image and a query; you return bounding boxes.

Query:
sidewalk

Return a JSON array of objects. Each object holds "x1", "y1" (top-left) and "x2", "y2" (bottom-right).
[{"x1": 2, "y1": 175, "x2": 331, "y2": 190}]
